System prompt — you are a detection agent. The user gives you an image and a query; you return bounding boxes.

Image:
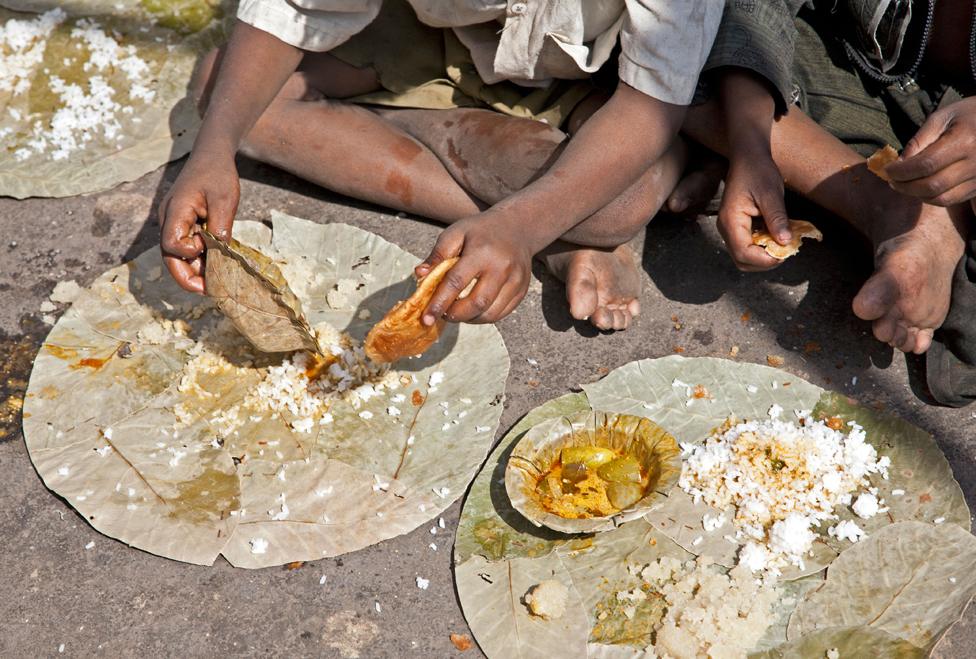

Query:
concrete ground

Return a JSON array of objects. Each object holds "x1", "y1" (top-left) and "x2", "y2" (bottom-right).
[{"x1": 0, "y1": 156, "x2": 973, "y2": 658}]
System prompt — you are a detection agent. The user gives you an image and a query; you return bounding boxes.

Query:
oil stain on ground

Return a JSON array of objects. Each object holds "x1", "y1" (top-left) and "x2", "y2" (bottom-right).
[{"x1": 0, "y1": 316, "x2": 48, "y2": 443}]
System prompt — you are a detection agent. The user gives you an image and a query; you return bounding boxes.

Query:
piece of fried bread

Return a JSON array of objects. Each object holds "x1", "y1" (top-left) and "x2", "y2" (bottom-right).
[
  {"x1": 867, "y1": 144, "x2": 899, "y2": 182},
  {"x1": 364, "y1": 257, "x2": 460, "y2": 363},
  {"x1": 751, "y1": 220, "x2": 823, "y2": 260}
]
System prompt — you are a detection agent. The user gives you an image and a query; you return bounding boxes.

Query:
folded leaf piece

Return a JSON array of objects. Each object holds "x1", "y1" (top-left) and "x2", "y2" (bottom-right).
[
  {"x1": 787, "y1": 521, "x2": 976, "y2": 653},
  {"x1": 364, "y1": 257, "x2": 460, "y2": 363},
  {"x1": 752, "y1": 220, "x2": 823, "y2": 260},
  {"x1": 203, "y1": 230, "x2": 321, "y2": 354}
]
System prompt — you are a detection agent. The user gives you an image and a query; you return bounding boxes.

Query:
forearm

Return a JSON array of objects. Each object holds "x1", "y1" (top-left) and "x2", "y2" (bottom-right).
[
  {"x1": 484, "y1": 83, "x2": 686, "y2": 254},
  {"x1": 720, "y1": 68, "x2": 776, "y2": 159},
  {"x1": 685, "y1": 93, "x2": 924, "y2": 244},
  {"x1": 193, "y1": 21, "x2": 304, "y2": 158}
]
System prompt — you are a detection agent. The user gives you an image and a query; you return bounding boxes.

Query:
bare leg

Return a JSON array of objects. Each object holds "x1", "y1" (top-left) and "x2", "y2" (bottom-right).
[
  {"x1": 194, "y1": 50, "x2": 485, "y2": 221},
  {"x1": 379, "y1": 105, "x2": 690, "y2": 328},
  {"x1": 684, "y1": 101, "x2": 965, "y2": 352},
  {"x1": 194, "y1": 49, "x2": 690, "y2": 330}
]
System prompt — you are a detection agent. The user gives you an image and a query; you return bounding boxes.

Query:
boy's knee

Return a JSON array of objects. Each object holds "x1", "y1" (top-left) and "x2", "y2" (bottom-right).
[
  {"x1": 565, "y1": 217, "x2": 645, "y2": 249},
  {"x1": 587, "y1": 223, "x2": 644, "y2": 248}
]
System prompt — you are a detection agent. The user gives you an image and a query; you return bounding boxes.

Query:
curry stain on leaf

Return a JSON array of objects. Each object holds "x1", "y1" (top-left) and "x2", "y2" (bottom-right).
[
  {"x1": 141, "y1": 0, "x2": 223, "y2": 34},
  {"x1": 38, "y1": 385, "x2": 60, "y2": 400},
  {"x1": 27, "y1": 17, "x2": 171, "y2": 118},
  {"x1": 43, "y1": 344, "x2": 78, "y2": 361},
  {"x1": 589, "y1": 583, "x2": 666, "y2": 647},
  {"x1": 71, "y1": 356, "x2": 110, "y2": 370},
  {"x1": 168, "y1": 466, "x2": 240, "y2": 525},
  {"x1": 470, "y1": 517, "x2": 567, "y2": 562}
]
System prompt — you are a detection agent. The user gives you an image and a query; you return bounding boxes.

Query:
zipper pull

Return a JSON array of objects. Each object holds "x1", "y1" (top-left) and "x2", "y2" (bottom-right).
[{"x1": 895, "y1": 76, "x2": 919, "y2": 94}]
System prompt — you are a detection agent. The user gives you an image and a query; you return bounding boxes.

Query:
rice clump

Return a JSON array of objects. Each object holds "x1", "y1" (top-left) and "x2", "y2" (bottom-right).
[{"x1": 679, "y1": 406, "x2": 890, "y2": 573}]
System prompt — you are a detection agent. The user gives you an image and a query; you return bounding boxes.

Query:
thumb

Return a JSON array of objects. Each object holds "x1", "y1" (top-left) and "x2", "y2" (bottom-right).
[
  {"x1": 203, "y1": 189, "x2": 239, "y2": 243},
  {"x1": 757, "y1": 189, "x2": 792, "y2": 245},
  {"x1": 418, "y1": 227, "x2": 464, "y2": 276},
  {"x1": 902, "y1": 108, "x2": 951, "y2": 159}
]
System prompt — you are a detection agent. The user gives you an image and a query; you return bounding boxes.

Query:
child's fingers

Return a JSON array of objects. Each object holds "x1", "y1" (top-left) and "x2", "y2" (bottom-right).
[
  {"x1": 468, "y1": 276, "x2": 527, "y2": 324},
  {"x1": 870, "y1": 314, "x2": 899, "y2": 344},
  {"x1": 888, "y1": 160, "x2": 976, "y2": 205},
  {"x1": 419, "y1": 227, "x2": 465, "y2": 275},
  {"x1": 756, "y1": 188, "x2": 792, "y2": 245},
  {"x1": 888, "y1": 323, "x2": 910, "y2": 352},
  {"x1": 900, "y1": 108, "x2": 953, "y2": 160},
  {"x1": 717, "y1": 207, "x2": 780, "y2": 271},
  {"x1": 164, "y1": 254, "x2": 205, "y2": 294},
  {"x1": 493, "y1": 285, "x2": 529, "y2": 323},
  {"x1": 161, "y1": 199, "x2": 206, "y2": 259},
  {"x1": 204, "y1": 190, "x2": 239, "y2": 242},
  {"x1": 421, "y1": 256, "x2": 479, "y2": 326},
  {"x1": 446, "y1": 269, "x2": 507, "y2": 323},
  {"x1": 887, "y1": 129, "x2": 969, "y2": 182}
]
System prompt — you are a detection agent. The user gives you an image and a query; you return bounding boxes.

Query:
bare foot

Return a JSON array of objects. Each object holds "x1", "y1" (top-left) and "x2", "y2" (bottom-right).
[
  {"x1": 544, "y1": 244, "x2": 642, "y2": 331},
  {"x1": 852, "y1": 207, "x2": 965, "y2": 354},
  {"x1": 666, "y1": 148, "x2": 726, "y2": 215}
]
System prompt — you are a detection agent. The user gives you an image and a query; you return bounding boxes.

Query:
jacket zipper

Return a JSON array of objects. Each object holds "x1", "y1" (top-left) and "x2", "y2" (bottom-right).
[
  {"x1": 843, "y1": 0, "x2": 936, "y2": 87},
  {"x1": 970, "y1": 0, "x2": 976, "y2": 84}
]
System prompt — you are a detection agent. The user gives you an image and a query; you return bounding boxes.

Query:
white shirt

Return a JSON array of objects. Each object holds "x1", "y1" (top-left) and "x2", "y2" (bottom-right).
[{"x1": 237, "y1": 0, "x2": 724, "y2": 105}]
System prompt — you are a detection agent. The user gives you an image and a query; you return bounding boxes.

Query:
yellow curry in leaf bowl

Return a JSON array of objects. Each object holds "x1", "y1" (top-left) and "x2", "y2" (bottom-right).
[{"x1": 505, "y1": 411, "x2": 682, "y2": 534}]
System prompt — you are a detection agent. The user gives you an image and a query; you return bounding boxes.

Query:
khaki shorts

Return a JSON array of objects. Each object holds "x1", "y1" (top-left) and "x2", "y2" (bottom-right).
[{"x1": 330, "y1": 0, "x2": 596, "y2": 129}]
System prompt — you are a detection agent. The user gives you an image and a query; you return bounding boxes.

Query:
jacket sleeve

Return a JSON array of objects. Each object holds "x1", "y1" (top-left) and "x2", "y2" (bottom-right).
[{"x1": 701, "y1": 0, "x2": 806, "y2": 113}]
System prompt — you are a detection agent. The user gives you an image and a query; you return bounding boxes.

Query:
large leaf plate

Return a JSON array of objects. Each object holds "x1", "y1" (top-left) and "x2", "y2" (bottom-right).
[
  {"x1": 454, "y1": 357, "x2": 973, "y2": 656},
  {"x1": 23, "y1": 212, "x2": 510, "y2": 567},
  {"x1": 0, "y1": 1, "x2": 231, "y2": 198}
]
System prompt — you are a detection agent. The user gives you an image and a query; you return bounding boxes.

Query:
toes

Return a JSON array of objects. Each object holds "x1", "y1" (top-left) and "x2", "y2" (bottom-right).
[
  {"x1": 667, "y1": 167, "x2": 723, "y2": 215},
  {"x1": 853, "y1": 270, "x2": 900, "y2": 321},
  {"x1": 589, "y1": 305, "x2": 631, "y2": 331},
  {"x1": 914, "y1": 328, "x2": 934, "y2": 354},
  {"x1": 590, "y1": 306, "x2": 615, "y2": 330},
  {"x1": 627, "y1": 298, "x2": 641, "y2": 318},
  {"x1": 611, "y1": 308, "x2": 629, "y2": 331},
  {"x1": 889, "y1": 325, "x2": 910, "y2": 353},
  {"x1": 567, "y1": 268, "x2": 599, "y2": 321},
  {"x1": 872, "y1": 314, "x2": 900, "y2": 344}
]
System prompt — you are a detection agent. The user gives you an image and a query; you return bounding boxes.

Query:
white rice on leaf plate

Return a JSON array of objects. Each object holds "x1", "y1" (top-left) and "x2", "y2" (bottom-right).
[
  {"x1": 0, "y1": 1, "x2": 231, "y2": 198},
  {"x1": 23, "y1": 212, "x2": 510, "y2": 567},
  {"x1": 453, "y1": 357, "x2": 975, "y2": 657},
  {"x1": 585, "y1": 357, "x2": 969, "y2": 580}
]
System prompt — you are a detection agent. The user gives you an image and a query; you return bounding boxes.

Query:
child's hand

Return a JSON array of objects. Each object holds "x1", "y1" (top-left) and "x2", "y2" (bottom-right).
[
  {"x1": 714, "y1": 68, "x2": 791, "y2": 271},
  {"x1": 718, "y1": 153, "x2": 792, "y2": 271},
  {"x1": 417, "y1": 217, "x2": 534, "y2": 325},
  {"x1": 886, "y1": 97, "x2": 976, "y2": 206},
  {"x1": 159, "y1": 154, "x2": 240, "y2": 293}
]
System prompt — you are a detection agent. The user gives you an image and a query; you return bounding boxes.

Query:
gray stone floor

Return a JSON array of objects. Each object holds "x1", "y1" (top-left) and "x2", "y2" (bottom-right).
[{"x1": 0, "y1": 158, "x2": 973, "y2": 657}]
